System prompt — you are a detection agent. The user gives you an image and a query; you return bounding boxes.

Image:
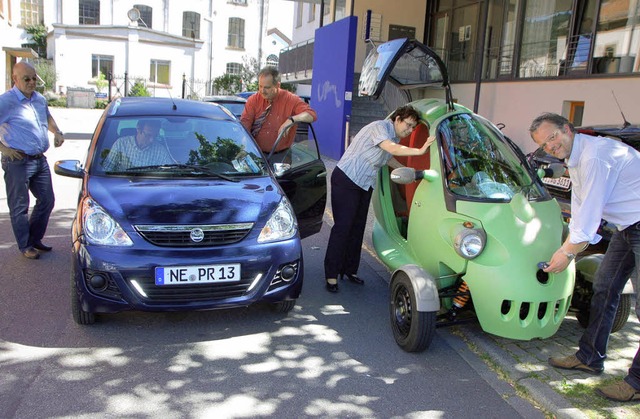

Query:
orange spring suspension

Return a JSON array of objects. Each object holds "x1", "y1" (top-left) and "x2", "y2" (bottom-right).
[{"x1": 453, "y1": 281, "x2": 470, "y2": 308}]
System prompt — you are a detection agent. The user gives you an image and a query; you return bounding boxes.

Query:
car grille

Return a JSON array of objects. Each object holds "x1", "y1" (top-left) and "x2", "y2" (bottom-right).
[
  {"x1": 125, "y1": 274, "x2": 252, "y2": 302},
  {"x1": 135, "y1": 223, "x2": 254, "y2": 247}
]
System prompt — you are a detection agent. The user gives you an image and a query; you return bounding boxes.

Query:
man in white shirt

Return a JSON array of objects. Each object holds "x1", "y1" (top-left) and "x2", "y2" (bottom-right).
[{"x1": 530, "y1": 112, "x2": 640, "y2": 402}]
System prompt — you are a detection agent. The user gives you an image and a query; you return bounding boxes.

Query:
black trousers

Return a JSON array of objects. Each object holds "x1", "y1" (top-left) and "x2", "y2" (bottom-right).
[{"x1": 324, "y1": 167, "x2": 373, "y2": 280}]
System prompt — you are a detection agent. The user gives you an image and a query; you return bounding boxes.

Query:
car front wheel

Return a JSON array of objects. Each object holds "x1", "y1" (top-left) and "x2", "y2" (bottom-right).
[
  {"x1": 71, "y1": 274, "x2": 96, "y2": 325},
  {"x1": 390, "y1": 272, "x2": 436, "y2": 352},
  {"x1": 271, "y1": 299, "x2": 296, "y2": 313}
]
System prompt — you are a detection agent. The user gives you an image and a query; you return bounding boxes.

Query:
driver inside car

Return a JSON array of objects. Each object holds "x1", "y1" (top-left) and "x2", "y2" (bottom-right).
[{"x1": 102, "y1": 119, "x2": 174, "y2": 171}]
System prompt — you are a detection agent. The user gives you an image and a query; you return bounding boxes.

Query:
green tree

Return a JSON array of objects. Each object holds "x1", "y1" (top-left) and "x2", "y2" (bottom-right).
[
  {"x1": 24, "y1": 24, "x2": 48, "y2": 58},
  {"x1": 129, "y1": 80, "x2": 150, "y2": 97},
  {"x1": 241, "y1": 56, "x2": 260, "y2": 91}
]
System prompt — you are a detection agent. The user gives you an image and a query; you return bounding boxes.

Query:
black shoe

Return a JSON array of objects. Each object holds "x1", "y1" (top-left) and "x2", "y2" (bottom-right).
[
  {"x1": 344, "y1": 274, "x2": 364, "y2": 285},
  {"x1": 33, "y1": 241, "x2": 52, "y2": 251},
  {"x1": 22, "y1": 247, "x2": 40, "y2": 259},
  {"x1": 326, "y1": 280, "x2": 338, "y2": 293}
]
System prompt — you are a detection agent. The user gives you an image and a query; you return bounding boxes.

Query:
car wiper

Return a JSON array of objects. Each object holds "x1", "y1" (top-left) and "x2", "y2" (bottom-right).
[{"x1": 126, "y1": 164, "x2": 239, "y2": 182}]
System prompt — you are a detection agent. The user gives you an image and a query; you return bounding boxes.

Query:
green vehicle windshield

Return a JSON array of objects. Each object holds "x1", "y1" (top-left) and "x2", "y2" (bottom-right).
[{"x1": 439, "y1": 113, "x2": 546, "y2": 201}]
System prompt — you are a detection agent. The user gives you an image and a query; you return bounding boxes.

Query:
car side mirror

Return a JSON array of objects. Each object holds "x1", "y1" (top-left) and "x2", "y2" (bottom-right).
[
  {"x1": 54, "y1": 160, "x2": 84, "y2": 179},
  {"x1": 391, "y1": 167, "x2": 439, "y2": 184}
]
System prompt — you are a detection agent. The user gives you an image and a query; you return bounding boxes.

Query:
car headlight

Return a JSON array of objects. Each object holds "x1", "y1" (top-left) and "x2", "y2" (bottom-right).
[
  {"x1": 453, "y1": 225, "x2": 486, "y2": 259},
  {"x1": 257, "y1": 198, "x2": 297, "y2": 243},
  {"x1": 81, "y1": 198, "x2": 133, "y2": 246}
]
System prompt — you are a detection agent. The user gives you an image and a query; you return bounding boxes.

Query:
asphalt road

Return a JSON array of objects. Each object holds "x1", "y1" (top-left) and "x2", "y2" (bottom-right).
[{"x1": 0, "y1": 117, "x2": 545, "y2": 418}]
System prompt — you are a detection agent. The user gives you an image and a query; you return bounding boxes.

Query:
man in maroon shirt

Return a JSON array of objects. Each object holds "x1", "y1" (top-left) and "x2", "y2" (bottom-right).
[{"x1": 240, "y1": 67, "x2": 317, "y2": 155}]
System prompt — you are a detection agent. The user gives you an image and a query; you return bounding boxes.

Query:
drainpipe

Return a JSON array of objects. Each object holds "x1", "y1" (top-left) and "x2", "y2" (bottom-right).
[
  {"x1": 258, "y1": 0, "x2": 265, "y2": 67},
  {"x1": 473, "y1": 0, "x2": 490, "y2": 113}
]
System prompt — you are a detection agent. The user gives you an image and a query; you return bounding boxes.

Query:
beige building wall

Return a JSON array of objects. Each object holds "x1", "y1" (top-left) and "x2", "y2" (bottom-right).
[{"x1": 452, "y1": 78, "x2": 640, "y2": 153}]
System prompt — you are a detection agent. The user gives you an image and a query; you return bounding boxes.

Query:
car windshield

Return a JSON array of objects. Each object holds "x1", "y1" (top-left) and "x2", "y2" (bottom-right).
[
  {"x1": 92, "y1": 116, "x2": 266, "y2": 177},
  {"x1": 438, "y1": 114, "x2": 546, "y2": 201}
]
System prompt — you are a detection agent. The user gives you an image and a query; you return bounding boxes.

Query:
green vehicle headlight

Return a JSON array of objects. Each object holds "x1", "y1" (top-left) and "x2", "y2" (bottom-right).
[{"x1": 454, "y1": 227, "x2": 486, "y2": 259}]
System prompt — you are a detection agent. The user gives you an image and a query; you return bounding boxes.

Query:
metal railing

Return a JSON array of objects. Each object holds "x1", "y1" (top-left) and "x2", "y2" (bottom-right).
[{"x1": 279, "y1": 39, "x2": 314, "y2": 80}]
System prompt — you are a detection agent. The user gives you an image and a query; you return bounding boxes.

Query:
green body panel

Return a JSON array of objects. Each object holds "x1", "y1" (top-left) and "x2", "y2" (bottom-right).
[{"x1": 372, "y1": 98, "x2": 575, "y2": 340}]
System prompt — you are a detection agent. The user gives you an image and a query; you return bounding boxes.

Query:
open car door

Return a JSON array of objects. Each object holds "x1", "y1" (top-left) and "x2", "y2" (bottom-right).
[
  {"x1": 269, "y1": 123, "x2": 327, "y2": 239},
  {"x1": 358, "y1": 38, "x2": 453, "y2": 109}
]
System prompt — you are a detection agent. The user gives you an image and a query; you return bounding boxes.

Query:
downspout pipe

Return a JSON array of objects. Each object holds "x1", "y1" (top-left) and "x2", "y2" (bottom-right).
[{"x1": 473, "y1": 1, "x2": 490, "y2": 113}]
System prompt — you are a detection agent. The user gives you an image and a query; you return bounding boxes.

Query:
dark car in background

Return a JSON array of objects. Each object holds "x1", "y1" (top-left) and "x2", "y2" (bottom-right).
[
  {"x1": 203, "y1": 95, "x2": 247, "y2": 118},
  {"x1": 54, "y1": 97, "x2": 326, "y2": 324}
]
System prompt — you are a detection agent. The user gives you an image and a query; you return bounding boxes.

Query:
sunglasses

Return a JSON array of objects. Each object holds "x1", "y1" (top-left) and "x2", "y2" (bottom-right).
[{"x1": 22, "y1": 76, "x2": 38, "y2": 82}]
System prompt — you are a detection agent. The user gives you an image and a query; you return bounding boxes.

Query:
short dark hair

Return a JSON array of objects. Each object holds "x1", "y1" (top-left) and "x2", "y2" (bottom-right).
[
  {"x1": 258, "y1": 66, "x2": 281, "y2": 84},
  {"x1": 529, "y1": 112, "x2": 575, "y2": 134},
  {"x1": 390, "y1": 105, "x2": 420, "y2": 123}
]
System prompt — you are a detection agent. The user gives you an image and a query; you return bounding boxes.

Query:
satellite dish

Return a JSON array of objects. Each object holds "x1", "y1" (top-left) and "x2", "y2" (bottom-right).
[{"x1": 127, "y1": 8, "x2": 141, "y2": 22}]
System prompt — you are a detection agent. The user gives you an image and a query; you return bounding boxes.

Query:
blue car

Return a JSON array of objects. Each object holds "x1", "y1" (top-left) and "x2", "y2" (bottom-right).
[{"x1": 55, "y1": 97, "x2": 326, "y2": 324}]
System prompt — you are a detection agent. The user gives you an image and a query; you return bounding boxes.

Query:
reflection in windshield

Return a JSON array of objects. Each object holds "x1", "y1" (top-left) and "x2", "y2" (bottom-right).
[
  {"x1": 96, "y1": 117, "x2": 266, "y2": 177},
  {"x1": 438, "y1": 114, "x2": 545, "y2": 201}
]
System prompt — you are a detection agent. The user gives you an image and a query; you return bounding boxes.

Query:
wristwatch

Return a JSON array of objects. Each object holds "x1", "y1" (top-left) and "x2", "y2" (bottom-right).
[
  {"x1": 560, "y1": 249, "x2": 576, "y2": 261},
  {"x1": 288, "y1": 116, "x2": 295, "y2": 124}
]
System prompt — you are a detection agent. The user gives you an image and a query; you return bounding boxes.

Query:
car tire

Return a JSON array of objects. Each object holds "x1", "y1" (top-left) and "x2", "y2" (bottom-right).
[
  {"x1": 71, "y1": 275, "x2": 96, "y2": 325},
  {"x1": 576, "y1": 293, "x2": 631, "y2": 333},
  {"x1": 389, "y1": 272, "x2": 436, "y2": 352},
  {"x1": 271, "y1": 299, "x2": 296, "y2": 313}
]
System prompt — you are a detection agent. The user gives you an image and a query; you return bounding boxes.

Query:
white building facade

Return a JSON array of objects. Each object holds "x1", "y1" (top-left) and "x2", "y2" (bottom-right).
[{"x1": 1, "y1": 0, "x2": 289, "y2": 99}]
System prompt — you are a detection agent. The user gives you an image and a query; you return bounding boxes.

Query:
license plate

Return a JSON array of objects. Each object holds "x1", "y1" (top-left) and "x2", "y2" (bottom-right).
[
  {"x1": 155, "y1": 264, "x2": 240, "y2": 286},
  {"x1": 542, "y1": 176, "x2": 572, "y2": 190}
]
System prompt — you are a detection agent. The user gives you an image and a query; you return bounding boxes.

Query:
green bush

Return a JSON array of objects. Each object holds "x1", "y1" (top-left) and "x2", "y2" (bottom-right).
[
  {"x1": 95, "y1": 99, "x2": 108, "y2": 109},
  {"x1": 47, "y1": 97, "x2": 67, "y2": 108},
  {"x1": 213, "y1": 74, "x2": 242, "y2": 94},
  {"x1": 34, "y1": 60, "x2": 57, "y2": 93}
]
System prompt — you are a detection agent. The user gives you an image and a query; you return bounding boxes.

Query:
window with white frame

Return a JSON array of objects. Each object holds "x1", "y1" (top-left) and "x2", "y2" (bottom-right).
[
  {"x1": 21, "y1": 0, "x2": 42, "y2": 25},
  {"x1": 182, "y1": 11, "x2": 200, "y2": 39},
  {"x1": 226, "y1": 62, "x2": 242, "y2": 74},
  {"x1": 79, "y1": 0, "x2": 99, "y2": 25},
  {"x1": 228, "y1": 0, "x2": 247, "y2": 4},
  {"x1": 134, "y1": 4, "x2": 152, "y2": 28},
  {"x1": 92, "y1": 55, "x2": 113, "y2": 79},
  {"x1": 228, "y1": 17, "x2": 245, "y2": 49},
  {"x1": 150, "y1": 60, "x2": 170, "y2": 84}
]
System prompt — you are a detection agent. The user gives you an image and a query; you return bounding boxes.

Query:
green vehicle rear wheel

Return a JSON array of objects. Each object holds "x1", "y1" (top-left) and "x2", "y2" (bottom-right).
[{"x1": 390, "y1": 272, "x2": 436, "y2": 352}]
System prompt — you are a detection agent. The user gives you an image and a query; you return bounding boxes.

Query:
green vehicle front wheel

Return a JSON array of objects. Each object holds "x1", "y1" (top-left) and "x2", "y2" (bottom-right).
[{"x1": 390, "y1": 272, "x2": 436, "y2": 352}]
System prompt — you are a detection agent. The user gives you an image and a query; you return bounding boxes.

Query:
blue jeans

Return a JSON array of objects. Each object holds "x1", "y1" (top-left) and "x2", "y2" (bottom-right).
[
  {"x1": 1, "y1": 155, "x2": 55, "y2": 251},
  {"x1": 576, "y1": 222, "x2": 640, "y2": 389}
]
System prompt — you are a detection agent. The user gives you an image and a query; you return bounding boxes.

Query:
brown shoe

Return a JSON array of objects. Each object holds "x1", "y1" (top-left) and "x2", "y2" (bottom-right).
[
  {"x1": 596, "y1": 380, "x2": 640, "y2": 402},
  {"x1": 21, "y1": 247, "x2": 40, "y2": 260},
  {"x1": 548, "y1": 354, "x2": 603, "y2": 375}
]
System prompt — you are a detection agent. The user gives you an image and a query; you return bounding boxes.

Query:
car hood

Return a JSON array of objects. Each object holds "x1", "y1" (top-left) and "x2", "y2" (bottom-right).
[{"x1": 86, "y1": 176, "x2": 281, "y2": 226}]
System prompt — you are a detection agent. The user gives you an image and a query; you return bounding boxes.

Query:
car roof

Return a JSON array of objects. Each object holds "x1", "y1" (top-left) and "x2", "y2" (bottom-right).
[
  {"x1": 203, "y1": 95, "x2": 247, "y2": 103},
  {"x1": 577, "y1": 124, "x2": 640, "y2": 150},
  {"x1": 105, "y1": 97, "x2": 234, "y2": 119}
]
